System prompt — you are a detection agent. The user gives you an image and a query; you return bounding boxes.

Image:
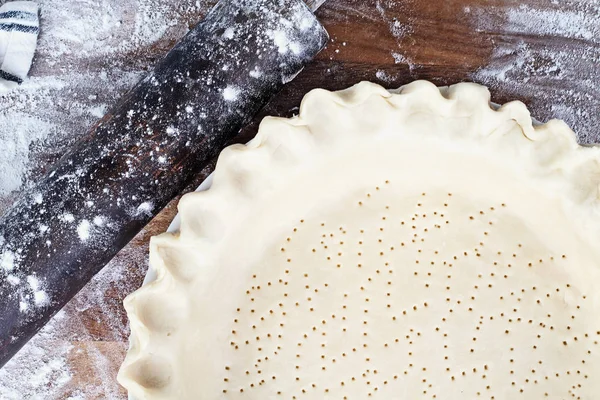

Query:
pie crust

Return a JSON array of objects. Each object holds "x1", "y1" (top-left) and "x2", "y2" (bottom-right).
[{"x1": 118, "y1": 81, "x2": 600, "y2": 399}]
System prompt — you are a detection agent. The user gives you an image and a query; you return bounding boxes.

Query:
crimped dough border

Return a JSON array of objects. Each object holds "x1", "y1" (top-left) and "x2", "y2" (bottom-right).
[{"x1": 118, "y1": 81, "x2": 600, "y2": 399}]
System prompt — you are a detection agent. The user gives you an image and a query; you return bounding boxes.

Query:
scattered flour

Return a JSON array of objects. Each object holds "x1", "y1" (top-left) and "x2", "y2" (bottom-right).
[
  {"x1": 0, "y1": 0, "x2": 203, "y2": 198},
  {"x1": 33, "y1": 290, "x2": 49, "y2": 306},
  {"x1": 36, "y1": 0, "x2": 180, "y2": 58},
  {"x1": 135, "y1": 201, "x2": 154, "y2": 216},
  {"x1": 0, "y1": 310, "x2": 73, "y2": 400},
  {"x1": 0, "y1": 0, "x2": 207, "y2": 397},
  {"x1": 504, "y1": 4, "x2": 596, "y2": 41},
  {"x1": 375, "y1": 0, "x2": 412, "y2": 41},
  {"x1": 62, "y1": 213, "x2": 75, "y2": 223},
  {"x1": 77, "y1": 219, "x2": 91, "y2": 242},
  {"x1": 222, "y1": 85, "x2": 240, "y2": 101},
  {"x1": 9, "y1": 1, "x2": 600, "y2": 399},
  {"x1": 222, "y1": 27, "x2": 235, "y2": 40},
  {"x1": 249, "y1": 67, "x2": 262, "y2": 78},
  {"x1": 26, "y1": 275, "x2": 40, "y2": 290},
  {"x1": 88, "y1": 105, "x2": 108, "y2": 118},
  {"x1": 375, "y1": 69, "x2": 395, "y2": 83},
  {"x1": 0, "y1": 113, "x2": 55, "y2": 195},
  {"x1": 0, "y1": 223, "x2": 152, "y2": 398},
  {"x1": 468, "y1": 1, "x2": 600, "y2": 143},
  {"x1": 373, "y1": 0, "x2": 413, "y2": 68},
  {"x1": 0, "y1": 251, "x2": 15, "y2": 271},
  {"x1": 267, "y1": 29, "x2": 301, "y2": 55},
  {"x1": 391, "y1": 51, "x2": 407, "y2": 64}
]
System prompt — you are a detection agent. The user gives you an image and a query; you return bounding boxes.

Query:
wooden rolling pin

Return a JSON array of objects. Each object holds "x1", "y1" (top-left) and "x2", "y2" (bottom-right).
[{"x1": 0, "y1": 0, "x2": 328, "y2": 368}]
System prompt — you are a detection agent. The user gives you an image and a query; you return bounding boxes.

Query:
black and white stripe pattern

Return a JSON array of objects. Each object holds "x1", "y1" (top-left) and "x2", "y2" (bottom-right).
[
  {"x1": 0, "y1": 69, "x2": 23, "y2": 84},
  {"x1": 0, "y1": 1, "x2": 39, "y2": 91},
  {"x1": 0, "y1": 10, "x2": 38, "y2": 21},
  {"x1": 0, "y1": 22, "x2": 39, "y2": 34}
]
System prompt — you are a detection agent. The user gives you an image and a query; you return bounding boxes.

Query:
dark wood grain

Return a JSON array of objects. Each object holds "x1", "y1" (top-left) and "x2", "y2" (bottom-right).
[{"x1": 2, "y1": 0, "x2": 599, "y2": 398}]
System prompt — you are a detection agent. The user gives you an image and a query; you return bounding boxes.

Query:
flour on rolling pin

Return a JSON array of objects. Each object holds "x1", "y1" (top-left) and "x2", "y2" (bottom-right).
[{"x1": 0, "y1": 0, "x2": 328, "y2": 368}]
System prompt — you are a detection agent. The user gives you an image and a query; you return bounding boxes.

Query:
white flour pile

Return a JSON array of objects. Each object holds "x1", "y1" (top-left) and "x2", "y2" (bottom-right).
[{"x1": 467, "y1": 1, "x2": 600, "y2": 143}]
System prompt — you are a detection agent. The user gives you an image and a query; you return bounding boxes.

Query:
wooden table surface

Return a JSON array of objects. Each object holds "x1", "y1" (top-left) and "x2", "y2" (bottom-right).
[{"x1": 1, "y1": 0, "x2": 599, "y2": 398}]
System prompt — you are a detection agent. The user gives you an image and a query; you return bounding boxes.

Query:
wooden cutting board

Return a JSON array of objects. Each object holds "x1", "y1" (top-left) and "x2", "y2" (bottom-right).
[{"x1": 1, "y1": 0, "x2": 598, "y2": 398}]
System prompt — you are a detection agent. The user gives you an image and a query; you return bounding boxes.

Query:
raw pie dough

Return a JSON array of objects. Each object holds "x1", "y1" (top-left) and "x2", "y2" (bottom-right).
[{"x1": 119, "y1": 81, "x2": 600, "y2": 399}]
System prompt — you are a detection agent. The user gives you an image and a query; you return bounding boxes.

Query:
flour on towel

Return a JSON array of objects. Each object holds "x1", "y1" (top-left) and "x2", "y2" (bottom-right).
[{"x1": 0, "y1": 1, "x2": 39, "y2": 92}]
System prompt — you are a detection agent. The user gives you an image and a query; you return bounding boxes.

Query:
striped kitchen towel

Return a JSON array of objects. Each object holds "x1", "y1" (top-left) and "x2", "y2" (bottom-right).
[{"x1": 0, "y1": 1, "x2": 39, "y2": 92}]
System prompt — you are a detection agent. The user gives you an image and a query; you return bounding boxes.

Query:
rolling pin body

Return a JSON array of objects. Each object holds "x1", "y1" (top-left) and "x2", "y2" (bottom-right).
[{"x1": 0, "y1": 0, "x2": 328, "y2": 367}]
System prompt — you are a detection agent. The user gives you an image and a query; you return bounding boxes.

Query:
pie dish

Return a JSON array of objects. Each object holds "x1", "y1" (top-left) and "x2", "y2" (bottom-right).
[{"x1": 118, "y1": 81, "x2": 600, "y2": 399}]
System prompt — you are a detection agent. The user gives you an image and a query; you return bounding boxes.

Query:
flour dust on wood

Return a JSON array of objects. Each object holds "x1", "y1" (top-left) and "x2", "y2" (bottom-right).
[
  {"x1": 0, "y1": 0, "x2": 211, "y2": 398},
  {"x1": 0, "y1": 0, "x2": 209, "y2": 200},
  {"x1": 466, "y1": 1, "x2": 600, "y2": 144}
]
